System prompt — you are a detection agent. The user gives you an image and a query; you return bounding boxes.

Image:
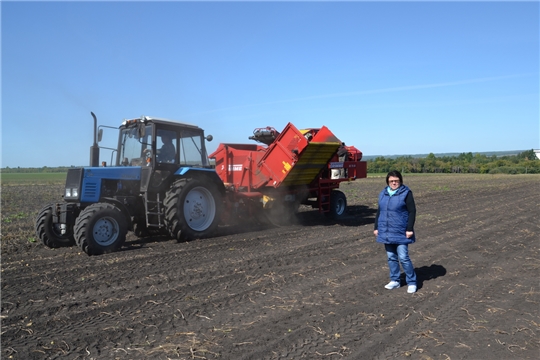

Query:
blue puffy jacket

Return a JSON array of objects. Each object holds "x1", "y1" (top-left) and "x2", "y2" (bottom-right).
[{"x1": 376, "y1": 185, "x2": 416, "y2": 244}]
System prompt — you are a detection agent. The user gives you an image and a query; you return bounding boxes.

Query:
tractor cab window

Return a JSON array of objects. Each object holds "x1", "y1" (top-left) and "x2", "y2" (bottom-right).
[
  {"x1": 179, "y1": 129, "x2": 207, "y2": 166},
  {"x1": 118, "y1": 125, "x2": 153, "y2": 166},
  {"x1": 156, "y1": 129, "x2": 177, "y2": 163}
]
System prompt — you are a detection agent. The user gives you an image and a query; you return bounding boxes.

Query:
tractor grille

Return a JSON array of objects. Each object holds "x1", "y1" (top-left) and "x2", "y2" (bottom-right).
[{"x1": 83, "y1": 182, "x2": 98, "y2": 199}]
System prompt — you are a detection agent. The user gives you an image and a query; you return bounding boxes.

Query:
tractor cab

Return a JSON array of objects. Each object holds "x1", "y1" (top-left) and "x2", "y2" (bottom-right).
[
  {"x1": 116, "y1": 116, "x2": 213, "y2": 170},
  {"x1": 114, "y1": 116, "x2": 215, "y2": 195}
]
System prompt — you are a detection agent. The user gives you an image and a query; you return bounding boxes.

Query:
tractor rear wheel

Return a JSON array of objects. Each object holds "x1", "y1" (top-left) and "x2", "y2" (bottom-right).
[
  {"x1": 74, "y1": 203, "x2": 128, "y2": 255},
  {"x1": 325, "y1": 190, "x2": 347, "y2": 220},
  {"x1": 35, "y1": 203, "x2": 75, "y2": 248},
  {"x1": 164, "y1": 178, "x2": 222, "y2": 241}
]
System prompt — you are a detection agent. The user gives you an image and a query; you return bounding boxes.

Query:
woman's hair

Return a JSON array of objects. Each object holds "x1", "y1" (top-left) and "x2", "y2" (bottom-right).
[{"x1": 386, "y1": 170, "x2": 403, "y2": 185}]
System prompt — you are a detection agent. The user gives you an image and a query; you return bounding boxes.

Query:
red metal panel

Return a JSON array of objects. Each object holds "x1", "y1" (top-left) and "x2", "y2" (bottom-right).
[
  {"x1": 210, "y1": 143, "x2": 266, "y2": 190},
  {"x1": 344, "y1": 160, "x2": 368, "y2": 179},
  {"x1": 255, "y1": 123, "x2": 309, "y2": 189},
  {"x1": 309, "y1": 125, "x2": 341, "y2": 143}
]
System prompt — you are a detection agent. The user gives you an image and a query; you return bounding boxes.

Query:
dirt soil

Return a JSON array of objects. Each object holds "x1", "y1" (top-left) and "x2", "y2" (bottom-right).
[{"x1": 1, "y1": 174, "x2": 539, "y2": 359}]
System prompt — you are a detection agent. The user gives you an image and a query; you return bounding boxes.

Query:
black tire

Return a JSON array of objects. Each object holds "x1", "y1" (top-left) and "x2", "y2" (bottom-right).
[
  {"x1": 325, "y1": 190, "x2": 347, "y2": 220},
  {"x1": 164, "y1": 178, "x2": 222, "y2": 241},
  {"x1": 74, "y1": 203, "x2": 128, "y2": 255},
  {"x1": 35, "y1": 203, "x2": 75, "y2": 248}
]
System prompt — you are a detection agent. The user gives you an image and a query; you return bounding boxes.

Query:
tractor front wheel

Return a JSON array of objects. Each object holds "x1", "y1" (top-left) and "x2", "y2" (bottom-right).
[
  {"x1": 164, "y1": 178, "x2": 222, "y2": 241},
  {"x1": 35, "y1": 203, "x2": 75, "y2": 248},
  {"x1": 74, "y1": 203, "x2": 128, "y2": 255}
]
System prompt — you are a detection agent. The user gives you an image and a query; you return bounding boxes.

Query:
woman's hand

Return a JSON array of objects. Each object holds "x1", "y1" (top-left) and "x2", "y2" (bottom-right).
[
  {"x1": 406, "y1": 231, "x2": 414, "y2": 238},
  {"x1": 373, "y1": 230, "x2": 378, "y2": 236}
]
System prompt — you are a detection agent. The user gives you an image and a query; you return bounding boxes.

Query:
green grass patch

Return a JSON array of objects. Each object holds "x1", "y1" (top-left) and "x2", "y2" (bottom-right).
[
  {"x1": 2, "y1": 212, "x2": 29, "y2": 223},
  {"x1": 1, "y1": 172, "x2": 67, "y2": 185}
]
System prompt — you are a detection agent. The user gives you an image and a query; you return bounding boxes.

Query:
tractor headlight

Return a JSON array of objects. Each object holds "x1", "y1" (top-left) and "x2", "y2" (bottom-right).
[{"x1": 65, "y1": 188, "x2": 79, "y2": 198}]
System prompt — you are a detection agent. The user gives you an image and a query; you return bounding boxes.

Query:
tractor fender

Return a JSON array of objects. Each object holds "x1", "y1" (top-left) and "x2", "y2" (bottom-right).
[
  {"x1": 173, "y1": 167, "x2": 226, "y2": 195},
  {"x1": 99, "y1": 197, "x2": 134, "y2": 231}
]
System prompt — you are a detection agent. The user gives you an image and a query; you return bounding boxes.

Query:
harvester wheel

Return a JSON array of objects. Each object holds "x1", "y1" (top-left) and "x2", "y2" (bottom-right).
[
  {"x1": 74, "y1": 203, "x2": 128, "y2": 255},
  {"x1": 35, "y1": 203, "x2": 75, "y2": 248},
  {"x1": 164, "y1": 178, "x2": 222, "y2": 241},
  {"x1": 326, "y1": 190, "x2": 347, "y2": 220}
]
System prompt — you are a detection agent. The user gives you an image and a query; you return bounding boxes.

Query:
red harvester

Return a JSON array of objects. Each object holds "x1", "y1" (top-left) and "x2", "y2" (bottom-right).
[{"x1": 210, "y1": 122, "x2": 367, "y2": 225}]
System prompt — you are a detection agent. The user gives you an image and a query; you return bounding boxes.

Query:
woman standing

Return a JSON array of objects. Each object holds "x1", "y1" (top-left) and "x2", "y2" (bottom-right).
[{"x1": 374, "y1": 170, "x2": 417, "y2": 293}]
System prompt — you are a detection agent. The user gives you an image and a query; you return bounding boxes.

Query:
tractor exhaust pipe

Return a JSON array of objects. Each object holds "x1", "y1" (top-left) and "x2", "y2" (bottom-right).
[{"x1": 90, "y1": 112, "x2": 100, "y2": 167}]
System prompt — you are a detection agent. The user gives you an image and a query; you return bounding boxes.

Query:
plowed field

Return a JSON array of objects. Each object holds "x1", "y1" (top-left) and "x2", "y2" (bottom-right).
[{"x1": 2, "y1": 174, "x2": 539, "y2": 359}]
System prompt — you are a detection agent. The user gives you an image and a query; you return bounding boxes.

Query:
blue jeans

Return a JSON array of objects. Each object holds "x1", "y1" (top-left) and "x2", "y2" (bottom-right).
[{"x1": 385, "y1": 244, "x2": 416, "y2": 285}]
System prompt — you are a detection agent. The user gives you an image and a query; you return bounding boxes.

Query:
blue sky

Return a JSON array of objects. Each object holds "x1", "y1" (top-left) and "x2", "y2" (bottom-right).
[{"x1": 2, "y1": 1, "x2": 539, "y2": 168}]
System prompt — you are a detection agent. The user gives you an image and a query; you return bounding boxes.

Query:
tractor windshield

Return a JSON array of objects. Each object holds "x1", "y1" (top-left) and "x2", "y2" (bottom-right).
[
  {"x1": 118, "y1": 125, "x2": 153, "y2": 166},
  {"x1": 178, "y1": 129, "x2": 209, "y2": 166}
]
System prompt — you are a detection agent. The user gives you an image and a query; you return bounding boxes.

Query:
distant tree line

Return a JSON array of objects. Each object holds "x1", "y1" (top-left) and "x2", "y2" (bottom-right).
[
  {"x1": 367, "y1": 149, "x2": 540, "y2": 174},
  {"x1": 2, "y1": 150, "x2": 539, "y2": 175},
  {"x1": 0, "y1": 166, "x2": 79, "y2": 173}
]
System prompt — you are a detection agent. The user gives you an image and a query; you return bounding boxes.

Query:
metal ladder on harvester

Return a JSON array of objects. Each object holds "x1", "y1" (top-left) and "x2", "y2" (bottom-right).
[
  {"x1": 318, "y1": 179, "x2": 332, "y2": 214},
  {"x1": 144, "y1": 192, "x2": 165, "y2": 228}
]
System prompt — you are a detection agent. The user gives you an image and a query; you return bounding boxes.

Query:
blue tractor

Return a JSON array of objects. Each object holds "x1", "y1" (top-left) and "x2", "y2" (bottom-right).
[{"x1": 35, "y1": 113, "x2": 224, "y2": 255}]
